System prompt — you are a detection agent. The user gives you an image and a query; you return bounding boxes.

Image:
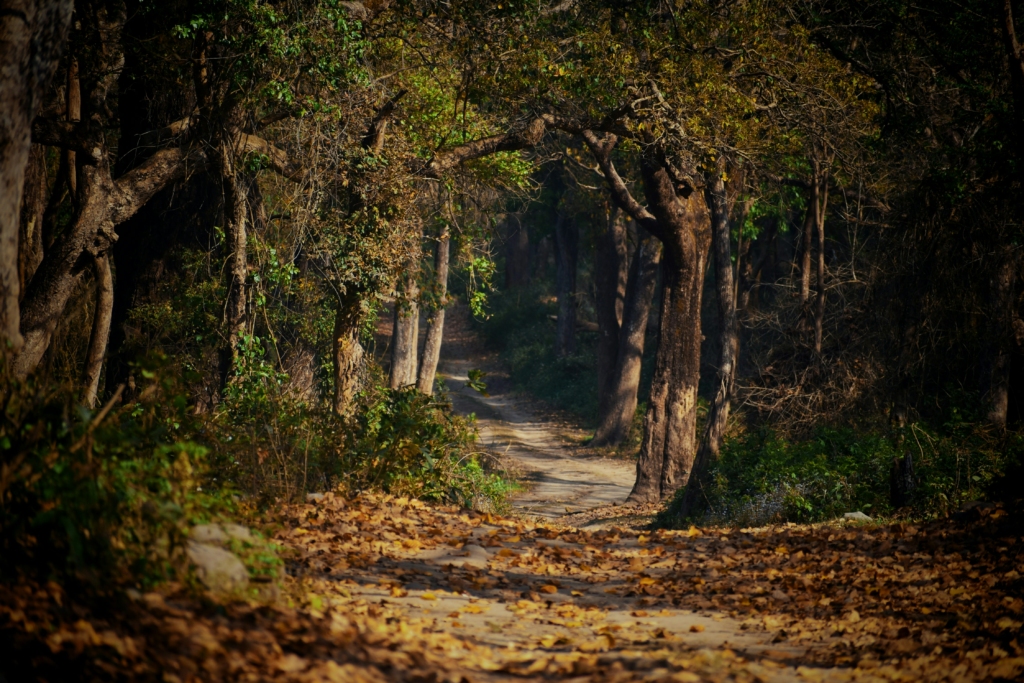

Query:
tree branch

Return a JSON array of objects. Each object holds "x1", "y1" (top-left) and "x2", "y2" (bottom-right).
[
  {"x1": 580, "y1": 130, "x2": 661, "y2": 236},
  {"x1": 31, "y1": 118, "x2": 100, "y2": 161}
]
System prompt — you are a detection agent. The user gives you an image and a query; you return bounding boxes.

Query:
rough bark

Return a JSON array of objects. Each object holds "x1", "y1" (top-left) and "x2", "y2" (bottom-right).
[
  {"x1": 594, "y1": 206, "x2": 629, "y2": 435},
  {"x1": 332, "y1": 296, "x2": 365, "y2": 416},
  {"x1": 18, "y1": 143, "x2": 46, "y2": 292},
  {"x1": 675, "y1": 161, "x2": 739, "y2": 519},
  {"x1": 592, "y1": 233, "x2": 662, "y2": 446},
  {"x1": 82, "y1": 251, "x2": 112, "y2": 408},
  {"x1": 554, "y1": 209, "x2": 579, "y2": 357},
  {"x1": 417, "y1": 230, "x2": 450, "y2": 395},
  {"x1": 504, "y1": 217, "x2": 530, "y2": 289},
  {"x1": 580, "y1": 131, "x2": 711, "y2": 501},
  {"x1": 217, "y1": 142, "x2": 249, "y2": 367},
  {"x1": 390, "y1": 265, "x2": 419, "y2": 389},
  {"x1": 0, "y1": 0, "x2": 74, "y2": 350}
]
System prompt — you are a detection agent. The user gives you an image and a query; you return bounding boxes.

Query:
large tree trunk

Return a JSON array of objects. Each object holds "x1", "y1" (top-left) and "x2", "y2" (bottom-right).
[
  {"x1": 674, "y1": 162, "x2": 739, "y2": 519},
  {"x1": 592, "y1": 233, "x2": 661, "y2": 446},
  {"x1": 504, "y1": 217, "x2": 530, "y2": 289},
  {"x1": 82, "y1": 251, "x2": 113, "y2": 407},
  {"x1": 554, "y1": 209, "x2": 579, "y2": 357},
  {"x1": 628, "y1": 168, "x2": 711, "y2": 503},
  {"x1": 595, "y1": 207, "x2": 628, "y2": 425},
  {"x1": 0, "y1": 0, "x2": 74, "y2": 350},
  {"x1": 417, "y1": 229, "x2": 450, "y2": 395},
  {"x1": 390, "y1": 265, "x2": 419, "y2": 389},
  {"x1": 333, "y1": 296, "x2": 365, "y2": 416}
]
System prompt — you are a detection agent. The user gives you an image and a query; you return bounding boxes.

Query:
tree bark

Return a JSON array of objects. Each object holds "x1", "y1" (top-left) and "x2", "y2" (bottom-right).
[
  {"x1": 799, "y1": 188, "x2": 814, "y2": 315},
  {"x1": 417, "y1": 229, "x2": 450, "y2": 395},
  {"x1": 985, "y1": 247, "x2": 1019, "y2": 428},
  {"x1": 674, "y1": 160, "x2": 739, "y2": 519},
  {"x1": 82, "y1": 251, "x2": 112, "y2": 408},
  {"x1": 390, "y1": 265, "x2": 420, "y2": 389},
  {"x1": 0, "y1": 0, "x2": 75, "y2": 350},
  {"x1": 630, "y1": 166, "x2": 711, "y2": 503},
  {"x1": 18, "y1": 144, "x2": 46, "y2": 292},
  {"x1": 217, "y1": 142, "x2": 249, "y2": 369},
  {"x1": 504, "y1": 216, "x2": 530, "y2": 289},
  {"x1": 592, "y1": 233, "x2": 661, "y2": 446},
  {"x1": 333, "y1": 296, "x2": 365, "y2": 416},
  {"x1": 813, "y1": 165, "x2": 830, "y2": 353},
  {"x1": 595, "y1": 206, "x2": 628, "y2": 424},
  {"x1": 554, "y1": 208, "x2": 579, "y2": 357}
]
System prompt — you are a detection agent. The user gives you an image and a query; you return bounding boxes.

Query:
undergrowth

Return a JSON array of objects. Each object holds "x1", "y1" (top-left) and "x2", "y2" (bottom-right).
[{"x1": 659, "y1": 417, "x2": 1022, "y2": 528}]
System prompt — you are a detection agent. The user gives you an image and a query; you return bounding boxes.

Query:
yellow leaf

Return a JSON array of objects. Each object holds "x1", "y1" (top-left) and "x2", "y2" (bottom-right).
[
  {"x1": 845, "y1": 610, "x2": 861, "y2": 623},
  {"x1": 540, "y1": 584, "x2": 559, "y2": 594},
  {"x1": 686, "y1": 526, "x2": 702, "y2": 538},
  {"x1": 421, "y1": 592, "x2": 437, "y2": 601},
  {"x1": 689, "y1": 624, "x2": 705, "y2": 633},
  {"x1": 390, "y1": 586, "x2": 408, "y2": 598},
  {"x1": 462, "y1": 604, "x2": 488, "y2": 614}
]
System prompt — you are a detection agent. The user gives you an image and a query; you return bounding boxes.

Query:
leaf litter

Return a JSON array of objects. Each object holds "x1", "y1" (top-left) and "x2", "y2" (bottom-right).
[{"x1": 2, "y1": 492, "x2": 1022, "y2": 681}]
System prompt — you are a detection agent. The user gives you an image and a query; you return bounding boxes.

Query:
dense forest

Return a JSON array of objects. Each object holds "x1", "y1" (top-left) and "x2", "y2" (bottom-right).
[{"x1": 2, "y1": 1, "x2": 1024, "y2": 681}]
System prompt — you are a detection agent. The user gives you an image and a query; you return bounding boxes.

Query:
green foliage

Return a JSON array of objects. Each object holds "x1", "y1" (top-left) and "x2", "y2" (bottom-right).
[
  {"x1": 477, "y1": 287, "x2": 601, "y2": 425},
  {"x1": 341, "y1": 381, "x2": 515, "y2": 513},
  {"x1": 662, "y1": 416, "x2": 1022, "y2": 528},
  {"x1": 0, "y1": 357, "x2": 228, "y2": 586}
]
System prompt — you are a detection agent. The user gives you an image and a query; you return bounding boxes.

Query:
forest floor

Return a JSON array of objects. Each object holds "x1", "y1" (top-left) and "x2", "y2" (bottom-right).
[{"x1": 3, "y1": 311, "x2": 1024, "y2": 681}]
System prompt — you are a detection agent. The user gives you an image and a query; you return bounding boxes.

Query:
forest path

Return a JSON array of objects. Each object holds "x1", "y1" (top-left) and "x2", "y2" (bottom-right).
[{"x1": 435, "y1": 303, "x2": 636, "y2": 521}]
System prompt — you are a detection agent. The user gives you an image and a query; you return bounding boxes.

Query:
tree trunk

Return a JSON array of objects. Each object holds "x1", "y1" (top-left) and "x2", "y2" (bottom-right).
[
  {"x1": 985, "y1": 247, "x2": 1019, "y2": 428},
  {"x1": 333, "y1": 297, "x2": 364, "y2": 416},
  {"x1": 217, "y1": 142, "x2": 248, "y2": 369},
  {"x1": 674, "y1": 161, "x2": 739, "y2": 519},
  {"x1": 799, "y1": 193, "x2": 814, "y2": 311},
  {"x1": 0, "y1": 0, "x2": 74, "y2": 350},
  {"x1": 813, "y1": 168, "x2": 830, "y2": 353},
  {"x1": 18, "y1": 144, "x2": 47, "y2": 293},
  {"x1": 504, "y1": 217, "x2": 530, "y2": 289},
  {"x1": 628, "y1": 168, "x2": 711, "y2": 503},
  {"x1": 417, "y1": 230, "x2": 450, "y2": 394},
  {"x1": 390, "y1": 265, "x2": 419, "y2": 389},
  {"x1": 737, "y1": 218, "x2": 778, "y2": 314},
  {"x1": 554, "y1": 209, "x2": 579, "y2": 357},
  {"x1": 82, "y1": 251, "x2": 113, "y2": 408},
  {"x1": 592, "y1": 233, "x2": 662, "y2": 446},
  {"x1": 595, "y1": 207, "x2": 628, "y2": 425}
]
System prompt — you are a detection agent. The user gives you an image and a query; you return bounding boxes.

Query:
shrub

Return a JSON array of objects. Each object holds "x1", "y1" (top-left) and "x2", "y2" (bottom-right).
[{"x1": 0, "y1": 356, "x2": 226, "y2": 586}]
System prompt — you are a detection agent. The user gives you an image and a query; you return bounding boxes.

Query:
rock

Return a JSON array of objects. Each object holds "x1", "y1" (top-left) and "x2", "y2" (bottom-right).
[
  {"x1": 771, "y1": 589, "x2": 792, "y2": 603},
  {"x1": 190, "y1": 523, "x2": 254, "y2": 545},
  {"x1": 843, "y1": 511, "x2": 873, "y2": 522},
  {"x1": 187, "y1": 541, "x2": 249, "y2": 594},
  {"x1": 306, "y1": 492, "x2": 326, "y2": 503}
]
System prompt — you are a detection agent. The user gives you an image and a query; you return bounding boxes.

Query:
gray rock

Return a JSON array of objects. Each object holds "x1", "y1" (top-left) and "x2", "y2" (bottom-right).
[
  {"x1": 191, "y1": 523, "x2": 253, "y2": 545},
  {"x1": 187, "y1": 541, "x2": 249, "y2": 594},
  {"x1": 306, "y1": 492, "x2": 326, "y2": 503},
  {"x1": 843, "y1": 511, "x2": 873, "y2": 522}
]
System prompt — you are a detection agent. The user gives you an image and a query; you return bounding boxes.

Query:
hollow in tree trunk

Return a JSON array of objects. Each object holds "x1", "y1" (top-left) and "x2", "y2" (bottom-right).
[
  {"x1": 595, "y1": 206, "x2": 629, "y2": 424},
  {"x1": 592, "y1": 233, "x2": 661, "y2": 446},
  {"x1": 554, "y1": 209, "x2": 579, "y2": 357},
  {"x1": 674, "y1": 160, "x2": 739, "y2": 518},
  {"x1": 417, "y1": 230, "x2": 450, "y2": 394},
  {"x1": 390, "y1": 265, "x2": 420, "y2": 389},
  {"x1": 82, "y1": 251, "x2": 113, "y2": 408}
]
